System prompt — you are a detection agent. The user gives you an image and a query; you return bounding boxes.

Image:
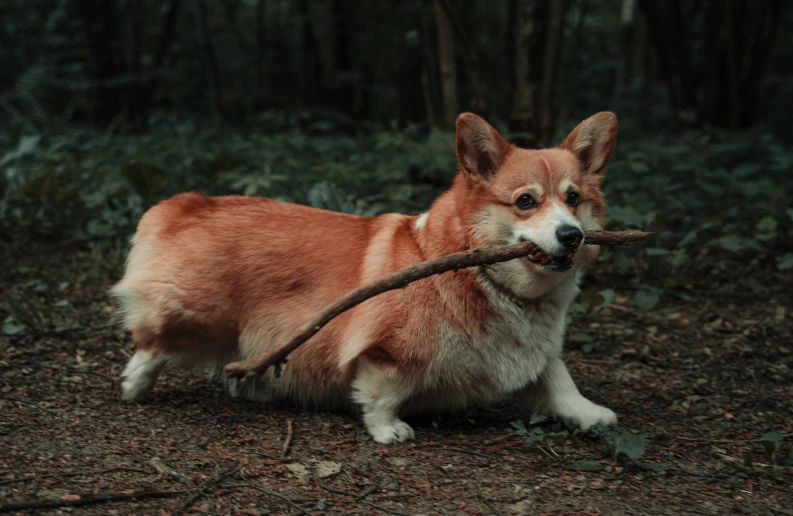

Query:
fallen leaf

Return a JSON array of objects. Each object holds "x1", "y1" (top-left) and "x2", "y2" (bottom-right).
[
  {"x1": 316, "y1": 460, "x2": 341, "y2": 478},
  {"x1": 286, "y1": 463, "x2": 311, "y2": 484},
  {"x1": 569, "y1": 460, "x2": 606, "y2": 472}
]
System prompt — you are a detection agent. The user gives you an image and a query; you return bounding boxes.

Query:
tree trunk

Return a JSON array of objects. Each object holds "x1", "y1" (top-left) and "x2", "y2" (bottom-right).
[
  {"x1": 73, "y1": 0, "x2": 124, "y2": 127},
  {"x1": 126, "y1": 0, "x2": 145, "y2": 127},
  {"x1": 613, "y1": 0, "x2": 635, "y2": 101},
  {"x1": 740, "y1": 0, "x2": 781, "y2": 126},
  {"x1": 255, "y1": 0, "x2": 267, "y2": 107},
  {"x1": 558, "y1": 0, "x2": 589, "y2": 125},
  {"x1": 539, "y1": 0, "x2": 566, "y2": 144},
  {"x1": 194, "y1": 0, "x2": 224, "y2": 122},
  {"x1": 434, "y1": 0, "x2": 458, "y2": 130},
  {"x1": 418, "y1": 0, "x2": 441, "y2": 128},
  {"x1": 298, "y1": 0, "x2": 324, "y2": 106},
  {"x1": 137, "y1": 0, "x2": 183, "y2": 126},
  {"x1": 421, "y1": 66, "x2": 437, "y2": 128},
  {"x1": 637, "y1": 11, "x2": 653, "y2": 121},
  {"x1": 639, "y1": 0, "x2": 682, "y2": 125},
  {"x1": 437, "y1": 0, "x2": 487, "y2": 117},
  {"x1": 220, "y1": 0, "x2": 251, "y2": 51},
  {"x1": 724, "y1": 0, "x2": 742, "y2": 130},
  {"x1": 510, "y1": 0, "x2": 536, "y2": 148},
  {"x1": 510, "y1": 0, "x2": 551, "y2": 148},
  {"x1": 330, "y1": 0, "x2": 354, "y2": 111}
]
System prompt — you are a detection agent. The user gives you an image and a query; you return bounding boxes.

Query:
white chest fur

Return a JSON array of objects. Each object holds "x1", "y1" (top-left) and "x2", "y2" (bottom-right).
[{"x1": 418, "y1": 275, "x2": 579, "y2": 410}]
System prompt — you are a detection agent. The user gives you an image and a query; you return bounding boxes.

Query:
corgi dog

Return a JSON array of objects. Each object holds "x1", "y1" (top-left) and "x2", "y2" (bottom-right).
[{"x1": 112, "y1": 112, "x2": 619, "y2": 444}]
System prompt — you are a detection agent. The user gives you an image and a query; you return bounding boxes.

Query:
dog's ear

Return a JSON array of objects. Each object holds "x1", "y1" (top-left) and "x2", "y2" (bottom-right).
[
  {"x1": 455, "y1": 113, "x2": 512, "y2": 181},
  {"x1": 560, "y1": 112, "x2": 617, "y2": 181}
]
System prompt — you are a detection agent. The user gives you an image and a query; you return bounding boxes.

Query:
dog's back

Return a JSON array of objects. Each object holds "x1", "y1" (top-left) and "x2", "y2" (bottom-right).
[{"x1": 112, "y1": 192, "x2": 403, "y2": 405}]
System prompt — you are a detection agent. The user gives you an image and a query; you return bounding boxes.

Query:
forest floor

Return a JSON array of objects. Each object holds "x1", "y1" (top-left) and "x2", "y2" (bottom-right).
[{"x1": 1, "y1": 242, "x2": 792, "y2": 516}]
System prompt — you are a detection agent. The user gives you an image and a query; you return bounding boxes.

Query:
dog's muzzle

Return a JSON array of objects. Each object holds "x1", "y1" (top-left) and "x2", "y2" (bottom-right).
[
  {"x1": 543, "y1": 254, "x2": 574, "y2": 272},
  {"x1": 526, "y1": 248, "x2": 575, "y2": 272}
]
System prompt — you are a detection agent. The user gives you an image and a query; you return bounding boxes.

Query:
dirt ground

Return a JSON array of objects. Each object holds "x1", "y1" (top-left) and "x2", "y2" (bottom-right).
[{"x1": 1, "y1": 243, "x2": 792, "y2": 515}]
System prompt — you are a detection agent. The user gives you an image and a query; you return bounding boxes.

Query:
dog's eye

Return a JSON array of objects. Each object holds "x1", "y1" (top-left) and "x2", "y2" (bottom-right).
[
  {"x1": 566, "y1": 192, "x2": 580, "y2": 207},
  {"x1": 516, "y1": 194, "x2": 537, "y2": 210}
]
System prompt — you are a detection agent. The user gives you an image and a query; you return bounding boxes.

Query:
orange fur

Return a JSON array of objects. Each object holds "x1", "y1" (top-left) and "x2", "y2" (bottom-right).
[{"x1": 113, "y1": 112, "x2": 620, "y2": 443}]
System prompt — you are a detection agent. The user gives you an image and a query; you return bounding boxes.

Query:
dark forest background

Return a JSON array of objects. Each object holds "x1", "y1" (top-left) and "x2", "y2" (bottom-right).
[{"x1": 1, "y1": 0, "x2": 792, "y2": 286}]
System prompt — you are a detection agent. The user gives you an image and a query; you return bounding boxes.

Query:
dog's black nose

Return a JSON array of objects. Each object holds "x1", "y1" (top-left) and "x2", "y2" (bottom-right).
[{"x1": 556, "y1": 225, "x2": 583, "y2": 249}]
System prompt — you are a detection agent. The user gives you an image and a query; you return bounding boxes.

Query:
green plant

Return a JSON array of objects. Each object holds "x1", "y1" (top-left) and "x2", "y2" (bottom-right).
[
  {"x1": 590, "y1": 424, "x2": 646, "y2": 463},
  {"x1": 511, "y1": 415, "x2": 576, "y2": 461},
  {"x1": 756, "y1": 432, "x2": 785, "y2": 479}
]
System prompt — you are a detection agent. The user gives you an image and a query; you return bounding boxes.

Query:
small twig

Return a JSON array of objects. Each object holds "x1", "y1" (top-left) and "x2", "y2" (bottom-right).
[
  {"x1": 150, "y1": 457, "x2": 192, "y2": 484},
  {"x1": 225, "y1": 229, "x2": 652, "y2": 379},
  {"x1": 282, "y1": 418, "x2": 294, "y2": 456},
  {"x1": 66, "y1": 367, "x2": 116, "y2": 383},
  {"x1": 178, "y1": 464, "x2": 239, "y2": 515},
  {"x1": 356, "y1": 483, "x2": 381, "y2": 499},
  {"x1": 224, "y1": 481, "x2": 312, "y2": 516},
  {"x1": 38, "y1": 325, "x2": 116, "y2": 339},
  {"x1": 433, "y1": 463, "x2": 452, "y2": 479},
  {"x1": 6, "y1": 397, "x2": 57, "y2": 414},
  {"x1": 364, "y1": 501, "x2": 410, "y2": 516},
  {"x1": 535, "y1": 445, "x2": 557, "y2": 462},
  {"x1": 448, "y1": 448, "x2": 491, "y2": 459},
  {"x1": 0, "y1": 489, "x2": 189, "y2": 512},
  {"x1": 677, "y1": 434, "x2": 793, "y2": 445},
  {"x1": 480, "y1": 495, "x2": 501, "y2": 516},
  {"x1": 0, "y1": 467, "x2": 148, "y2": 487}
]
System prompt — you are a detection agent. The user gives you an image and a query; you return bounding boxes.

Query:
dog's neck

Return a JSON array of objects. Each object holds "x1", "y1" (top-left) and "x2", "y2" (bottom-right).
[{"x1": 414, "y1": 177, "x2": 474, "y2": 259}]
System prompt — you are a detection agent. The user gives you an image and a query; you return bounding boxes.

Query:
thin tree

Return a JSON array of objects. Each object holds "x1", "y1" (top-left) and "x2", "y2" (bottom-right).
[
  {"x1": 298, "y1": 0, "x2": 324, "y2": 106},
  {"x1": 434, "y1": 0, "x2": 458, "y2": 129},
  {"x1": 193, "y1": 0, "x2": 224, "y2": 122},
  {"x1": 510, "y1": 0, "x2": 568, "y2": 148},
  {"x1": 613, "y1": 0, "x2": 636, "y2": 101}
]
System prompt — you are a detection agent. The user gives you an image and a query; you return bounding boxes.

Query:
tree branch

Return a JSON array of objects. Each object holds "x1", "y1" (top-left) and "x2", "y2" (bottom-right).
[
  {"x1": 225, "y1": 229, "x2": 652, "y2": 380},
  {"x1": 0, "y1": 490, "x2": 188, "y2": 513}
]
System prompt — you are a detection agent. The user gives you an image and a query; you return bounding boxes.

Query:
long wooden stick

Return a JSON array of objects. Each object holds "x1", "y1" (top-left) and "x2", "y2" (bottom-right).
[{"x1": 224, "y1": 230, "x2": 651, "y2": 380}]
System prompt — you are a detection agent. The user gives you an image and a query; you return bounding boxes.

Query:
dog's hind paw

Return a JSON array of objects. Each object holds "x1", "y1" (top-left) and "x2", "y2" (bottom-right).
[{"x1": 367, "y1": 419, "x2": 416, "y2": 444}]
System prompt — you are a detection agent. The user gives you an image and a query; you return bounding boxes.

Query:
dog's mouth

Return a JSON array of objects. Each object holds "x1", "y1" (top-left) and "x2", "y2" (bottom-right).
[{"x1": 526, "y1": 248, "x2": 575, "y2": 272}]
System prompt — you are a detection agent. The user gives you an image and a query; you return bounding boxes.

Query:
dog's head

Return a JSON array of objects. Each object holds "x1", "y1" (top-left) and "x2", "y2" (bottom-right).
[{"x1": 453, "y1": 112, "x2": 617, "y2": 299}]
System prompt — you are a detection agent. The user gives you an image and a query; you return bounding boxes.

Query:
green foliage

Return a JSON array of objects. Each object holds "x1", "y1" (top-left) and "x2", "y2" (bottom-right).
[
  {"x1": 630, "y1": 285, "x2": 664, "y2": 311},
  {"x1": 601, "y1": 127, "x2": 793, "y2": 279},
  {"x1": 2, "y1": 109, "x2": 792, "y2": 283},
  {"x1": 0, "y1": 116, "x2": 454, "y2": 246},
  {"x1": 510, "y1": 415, "x2": 572, "y2": 448},
  {"x1": 4, "y1": 295, "x2": 48, "y2": 335},
  {"x1": 778, "y1": 254, "x2": 793, "y2": 271},
  {"x1": 572, "y1": 289, "x2": 615, "y2": 318},
  {"x1": 590, "y1": 424, "x2": 647, "y2": 462},
  {"x1": 568, "y1": 460, "x2": 607, "y2": 472},
  {"x1": 756, "y1": 432, "x2": 784, "y2": 463},
  {"x1": 512, "y1": 419, "x2": 664, "y2": 474},
  {"x1": 567, "y1": 332, "x2": 594, "y2": 354}
]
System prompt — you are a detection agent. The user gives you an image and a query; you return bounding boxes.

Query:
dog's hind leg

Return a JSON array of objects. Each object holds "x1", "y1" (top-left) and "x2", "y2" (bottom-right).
[{"x1": 120, "y1": 330, "x2": 169, "y2": 402}]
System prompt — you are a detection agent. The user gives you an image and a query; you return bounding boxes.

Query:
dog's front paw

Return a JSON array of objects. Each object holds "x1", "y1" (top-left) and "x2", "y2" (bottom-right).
[
  {"x1": 367, "y1": 420, "x2": 415, "y2": 444},
  {"x1": 573, "y1": 403, "x2": 618, "y2": 430},
  {"x1": 555, "y1": 397, "x2": 617, "y2": 431}
]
